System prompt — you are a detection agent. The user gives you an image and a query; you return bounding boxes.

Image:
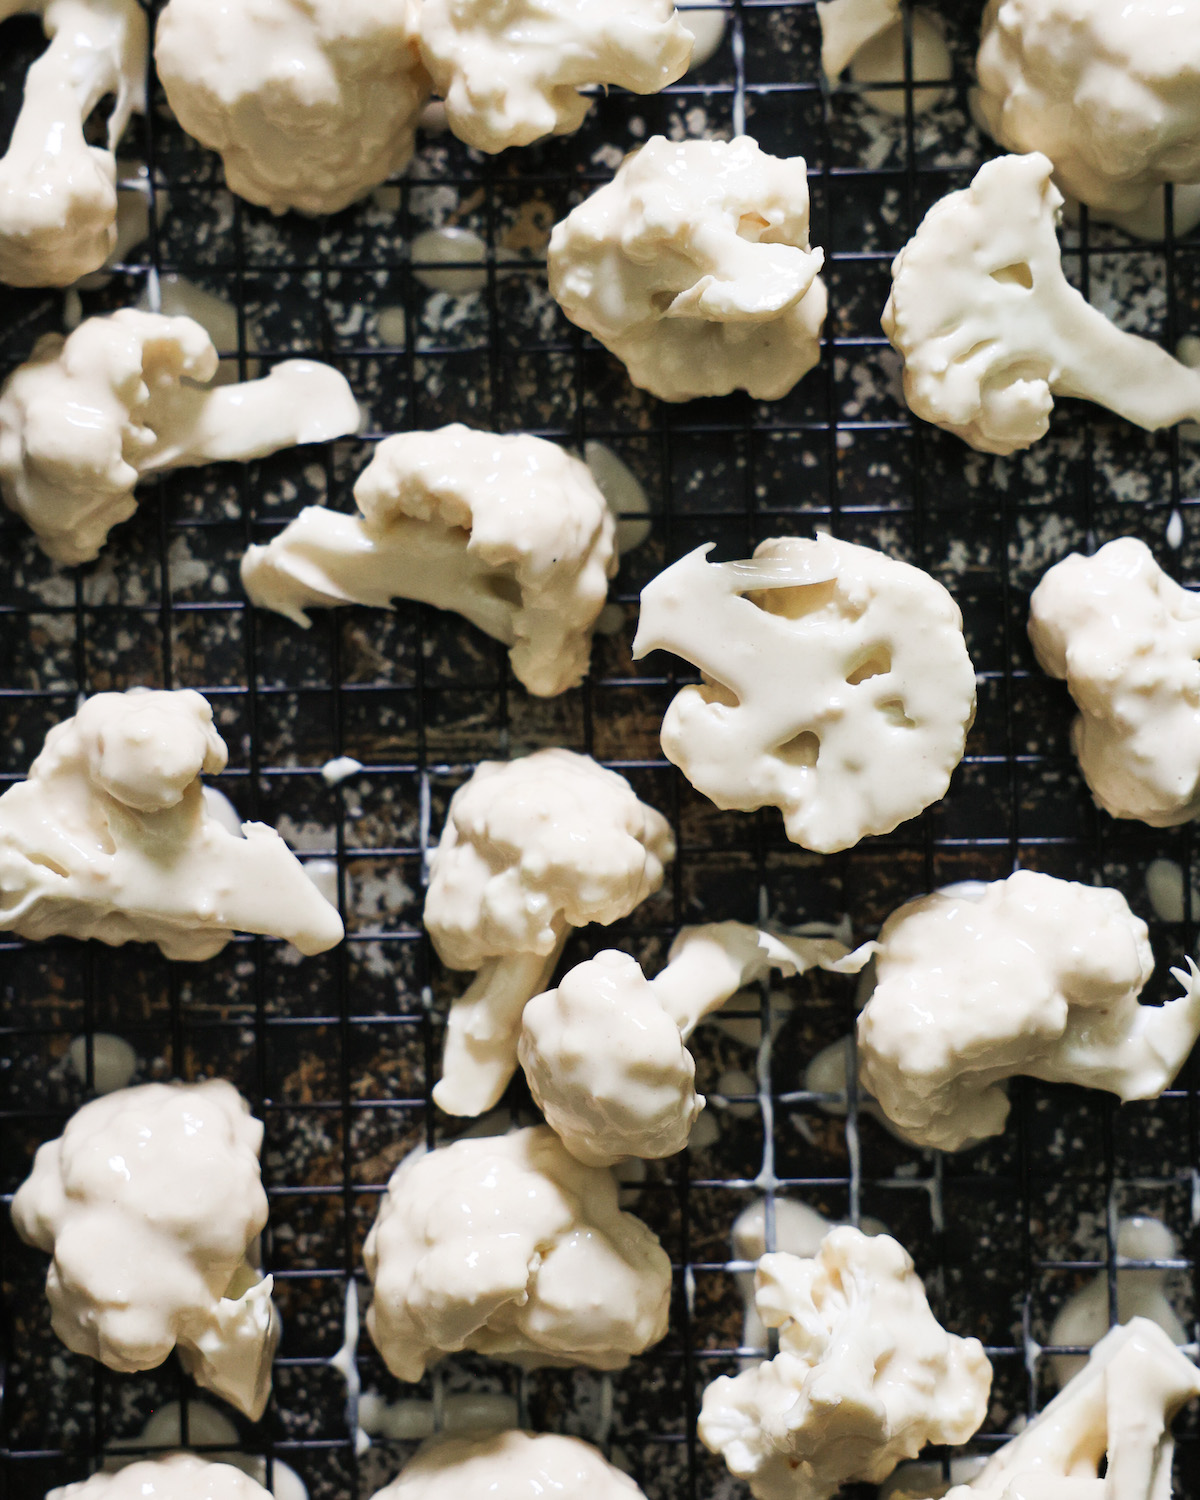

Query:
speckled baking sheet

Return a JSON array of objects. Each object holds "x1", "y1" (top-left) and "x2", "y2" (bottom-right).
[{"x1": 3, "y1": 3, "x2": 1200, "y2": 1498}]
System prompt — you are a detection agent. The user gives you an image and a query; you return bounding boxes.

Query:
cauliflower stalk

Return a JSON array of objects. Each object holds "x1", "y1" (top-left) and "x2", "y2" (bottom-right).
[
  {"x1": 424, "y1": 749, "x2": 674, "y2": 1116},
  {"x1": 12, "y1": 1081, "x2": 280, "y2": 1420},
  {"x1": 0, "y1": 0, "x2": 147, "y2": 287},
  {"x1": 520, "y1": 921, "x2": 867, "y2": 1166},
  {"x1": 882, "y1": 151, "x2": 1200, "y2": 455},
  {"x1": 240, "y1": 424, "x2": 617, "y2": 698},
  {"x1": 372, "y1": 1429, "x2": 649, "y2": 1500},
  {"x1": 698, "y1": 1227, "x2": 992, "y2": 1500},
  {"x1": 363, "y1": 1125, "x2": 671, "y2": 1380}
]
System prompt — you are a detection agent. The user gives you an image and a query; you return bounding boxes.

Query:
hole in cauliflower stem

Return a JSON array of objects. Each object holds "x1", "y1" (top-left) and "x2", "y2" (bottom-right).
[
  {"x1": 777, "y1": 730, "x2": 820, "y2": 768},
  {"x1": 748, "y1": 577, "x2": 841, "y2": 621},
  {"x1": 879, "y1": 698, "x2": 916, "y2": 729},
  {"x1": 737, "y1": 211, "x2": 771, "y2": 239},
  {"x1": 482, "y1": 571, "x2": 522, "y2": 609},
  {"x1": 846, "y1": 648, "x2": 891, "y2": 685},
  {"x1": 990, "y1": 262, "x2": 1034, "y2": 290},
  {"x1": 650, "y1": 288, "x2": 678, "y2": 314}
]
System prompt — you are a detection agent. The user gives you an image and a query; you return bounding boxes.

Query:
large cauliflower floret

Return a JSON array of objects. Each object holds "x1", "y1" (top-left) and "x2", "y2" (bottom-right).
[
  {"x1": 633, "y1": 535, "x2": 976, "y2": 853},
  {"x1": 416, "y1": 0, "x2": 692, "y2": 154},
  {"x1": 371, "y1": 1429, "x2": 649, "y2": 1500},
  {"x1": 548, "y1": 135, "x2": 827, "y2": 403},
  {"x1": 975, "y1": 0, "x2": 1200, "y2": 224},
  {"x1": 520, "y1": 923, "x2": 866, "y2": 1166},
  {"x1": 0, "y1": 309, "x2": 360, "y2": 565},
  {"x1": 363, "y1": 1125, "x2": 672, "y2": 1381},
  {"x1": 425, "y1": 749, "x2": 674, "y2": 1116},
  {"x1": 0, "y1": 688, "x2": 344, "y2": 960},
  {"x1": 882, "y1": 152, "x2": 1200, "y2": 456},
  {"x1": 0, "y1": 0, "x2": 147, "y2": 287},
  {"x1": 240, "y1": 424, "x2": 617, "y2": 698},
  {"x1": 1028, "y1": 537, "x2": 1200, "y2": 827},
  {"x1": 11, "y1": 1081, "x2": 280, "y2": 1420},
  {"x1": 857, "y1": 871, "x2": 1200, "y2": 1152},
  {"x1": 155, "y1": 0, "x2": 429, "y2": 217},
  {"x1": 50, "y1": 1458, "x2": 274, "y2": 1500},
  {"x1": 698, "y1": 1227, "x2": 992, "y2": 1500}
]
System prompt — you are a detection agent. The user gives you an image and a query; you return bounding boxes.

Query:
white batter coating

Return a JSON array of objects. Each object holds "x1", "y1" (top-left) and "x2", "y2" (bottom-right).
[
  {"x1": 369, "y1": 1429, "x2": 647, "y2": 1500},
  {"x1": 52, "y1": 1458, "x2": 273, "y2": 1500}
]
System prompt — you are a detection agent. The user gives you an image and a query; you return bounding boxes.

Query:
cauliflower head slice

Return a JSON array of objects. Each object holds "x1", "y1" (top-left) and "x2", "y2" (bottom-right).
[
  {"x1": 0, "y1": 687, "x2": 344, "y2": 960},
  {"x1": 857, "y1": 870, "x2": 1200, "y2": 1152},
  {"x1": 50, "y1": 1458, "x2": 274, "y2": 1500},
  {"x1": 371, "y1": 1429, "x2": 649, "y2": 1500},
  {"x1": 0, "y1": 309, "x2": 360, "y2": 564},
  {"x1": 1028, "y1": 536, "x2": 1200, "y2": 827},
  {"x1": 975, "y1": 0, "x2": 1200, "y2": 221},
  {"x1": 633, "y1": 534, "x2": 976, "y2": 854},
  {"x1": 155, "y1": 0, "x2": 429, "y2": 216},
  {"x1": 362, "y1": 1125, "x2": 672, "y2": 1381},
  {"x1": 240, "y1": 424, "x2": 617, "y2": 698},
  {"x1": 698, "y1": 1226, "x2": 992, "y2": 1500},
  {"x1": 425, "y1": 748, "x2": 674, "y2": 1117},
  {"x1": 548, "y1": 135, "x2": 827, "y2": 403},
  {"x1": 0, "y1": 0, "x2": 147, "y2": 287},
  {"x1": 882, "y1": 151, "x2": 1200, "y2": 456},
  {"x1": 11, "y1": 1081, "x2": 280, "y2": 1420},
  {"x1": 417, "y1": 0, "x2": 692, "y2": 154}
]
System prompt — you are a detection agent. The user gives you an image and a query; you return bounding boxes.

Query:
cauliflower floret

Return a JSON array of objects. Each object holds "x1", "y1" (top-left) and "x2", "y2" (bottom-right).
[
  {"x1": 51, "y1": 1458, "x2": 273, "y2": 1500},
  {"x1": 425, "y1": 748, "x2": 674, "y2": 1116},
  {"x1": 12, "y1": 1081, "x2": 280, "y2": 1420},
  {"x1": 0, "y1": 0, "x2": 146, "y2": 287},
  {"x1": 520, "y1": 922, "x2": 866, "y2": 1166},
  {"x1": 369, "y1": 1429, "x2": 649, "y2": 1500},
  {"x1": 882, "y1": 152, "x2": 1200, "y2": 456},
  {"x1": 856, "y1": 871, "x2": 1200, "y2": 1152},
  {"x1": 416, "y1": 0, "x2": 692, "y2": 154},
  {"x1": 155, "y1": 0, "x2": 429, "y2": 217},
  {"x1": 240, "y1": 424, "x2": 617, "y2": 698},
  {"x1": 0, "y1": 309, "x2": 360, "y2": 565},
  {"x1": 0, "y1": 688, "x2": 344, "y2": 960},
  {"x1": 363, "y1": 1125, "x2": 671, "y2": 1381},
  {"x1": 698, "y1": 1227, "x2": 992, "y2": 1500},
  {"x1": 548, "y1": 135, "x2": 826, "y2": 403},
  {"x1": 975, "y1": 0, "x2": 1200, "y2": 226},
  {"x1": 632, "y1": 534, "x2": 976, "y2": 853},
  {"x1": 1028, "y1": 537, "x2": 1200, "y2": 826}
]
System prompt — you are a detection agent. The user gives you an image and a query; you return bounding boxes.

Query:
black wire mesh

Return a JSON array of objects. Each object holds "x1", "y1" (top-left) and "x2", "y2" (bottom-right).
[{"x1": 2, "y1": 2, "x2": 1200, "y2": 1497}]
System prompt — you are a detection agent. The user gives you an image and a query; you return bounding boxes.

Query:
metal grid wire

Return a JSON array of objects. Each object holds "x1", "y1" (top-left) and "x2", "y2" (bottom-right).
[{"x1": 2, "y1": 1, "x2": 1200, "y2": 1497}]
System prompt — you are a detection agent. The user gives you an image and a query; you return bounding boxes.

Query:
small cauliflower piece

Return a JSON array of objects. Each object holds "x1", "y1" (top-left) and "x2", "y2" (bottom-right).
[
  {"x1": 51, "y1": 1458, "x2": 273, "y2": 1500},
  {"x1": 0, "y1": 688, "x2": 344, "y2": 960},
  {"x1": 0, "y1": 309, "x2": 360, "y2": 565},
  {"x1": 520, "y1": 922, "x2": 867, "y2": 1166},
  {"x1": 417, "y1": 0, "x2": 692, "y2": 154},
  {"x1": 632, "y1": 534, "x2": 976, "y2": 853},
  {"x1": 548, "y1": 135, "x2": 826, "y2": 403},
  {"x1": 12, "y1": 1081, "x2": 280, "y2": 1420},
  {"x1": 857, "y1": 871, "x2": 1200, "y2": 1152},
  {"x1": 425, "y1": 749, "x2": 673, "y2": 1116},
  {"x1": 0, "y1": 0, "x2": 146, "y2": 287},
  {"x1": 1028, "y1": 537, "x2": 1200, "y2": 826},
  {"x1": 698, "y1": 1227, "x2": 992, "y2": 1500},
  {"x1": 816, "y1": 0, "x2": 950, "y2": 116},
  {"x1": 241, "y1": 424, "x2": 616, "y2": 698},
  {"x1": 369, "y1": 1429, "x2": 648, "y2": 1500},
  {"x1": 363, "y1": 1125, "x2": 671, "y2": 1380},
  {"x1": 155, "y1": 0, "x2": 429, "y2": 217},
  {"x1": 882, "y1": 151, "x2": 1200, "y2": 456}
]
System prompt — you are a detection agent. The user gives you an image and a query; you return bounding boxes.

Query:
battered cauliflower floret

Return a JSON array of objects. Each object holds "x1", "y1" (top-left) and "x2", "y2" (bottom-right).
[
  {"x1": 0, "y1": 688, "x2": 344, "y2": 960},
  {"x1": 369, "y1": 1429, "x2": 649, "y2": 1500},
  {"x1": 882, "y1": 152, "x2": 1200, "y2": 456},
  {"x1": 857, "y1": 871, "x2": 1200, "y2": 1152},
  {"x1": 0, "y1": 309, "x2": 360, "y2": 565},
  {"x1": 12, "y1": 1081, "x2": 280, "y2": 1420},
  {"x1": 240, "y1": 424, "x2": 617, "y2": 698},
  {"x1": 698, "y1": 1227, "x2": 992, "y2": 1500},
  {"x1": 632, "y1": 534, "x2": 976, "y2": 853},
  {"x1": 548, "y1": 135, "x2": 827, "y2": 403},
  {"x1": 975, "y1": 0, "x2": 1200, "y2": 225},
  {"x1": 0, "y1": 0, "x2": 147, "y2": 287},
  {"x1": 416, "y1": 0, "x2": 693, "y2": 154},
  {"x1": 816, "y1": 0, "x2": 951, "y2": 117},
  {"x1": 425, "y1": 749, "x2": 674, "y2": 1116},
  {"x1": 50, "y1": 1457, "x2": 274, "y2": 1500},
  {"x1": 155, "y1": 0, "x2": 429, "y2": 217},
  {"x1": 363, "y1": 1125, "x2": 672, "y2": 1381},
  {"x1": 519, "y1": 922, "x2": 866, "y2": 1166},
  {"x1": 1028, "y1": 537, "x2": 1200, "y2": 827}
]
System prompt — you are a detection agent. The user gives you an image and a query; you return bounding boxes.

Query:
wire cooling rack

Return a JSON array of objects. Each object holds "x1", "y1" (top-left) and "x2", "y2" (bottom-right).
[{"x1": 3, "y1": 2, "x2": 1200, "y2": 1497}]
